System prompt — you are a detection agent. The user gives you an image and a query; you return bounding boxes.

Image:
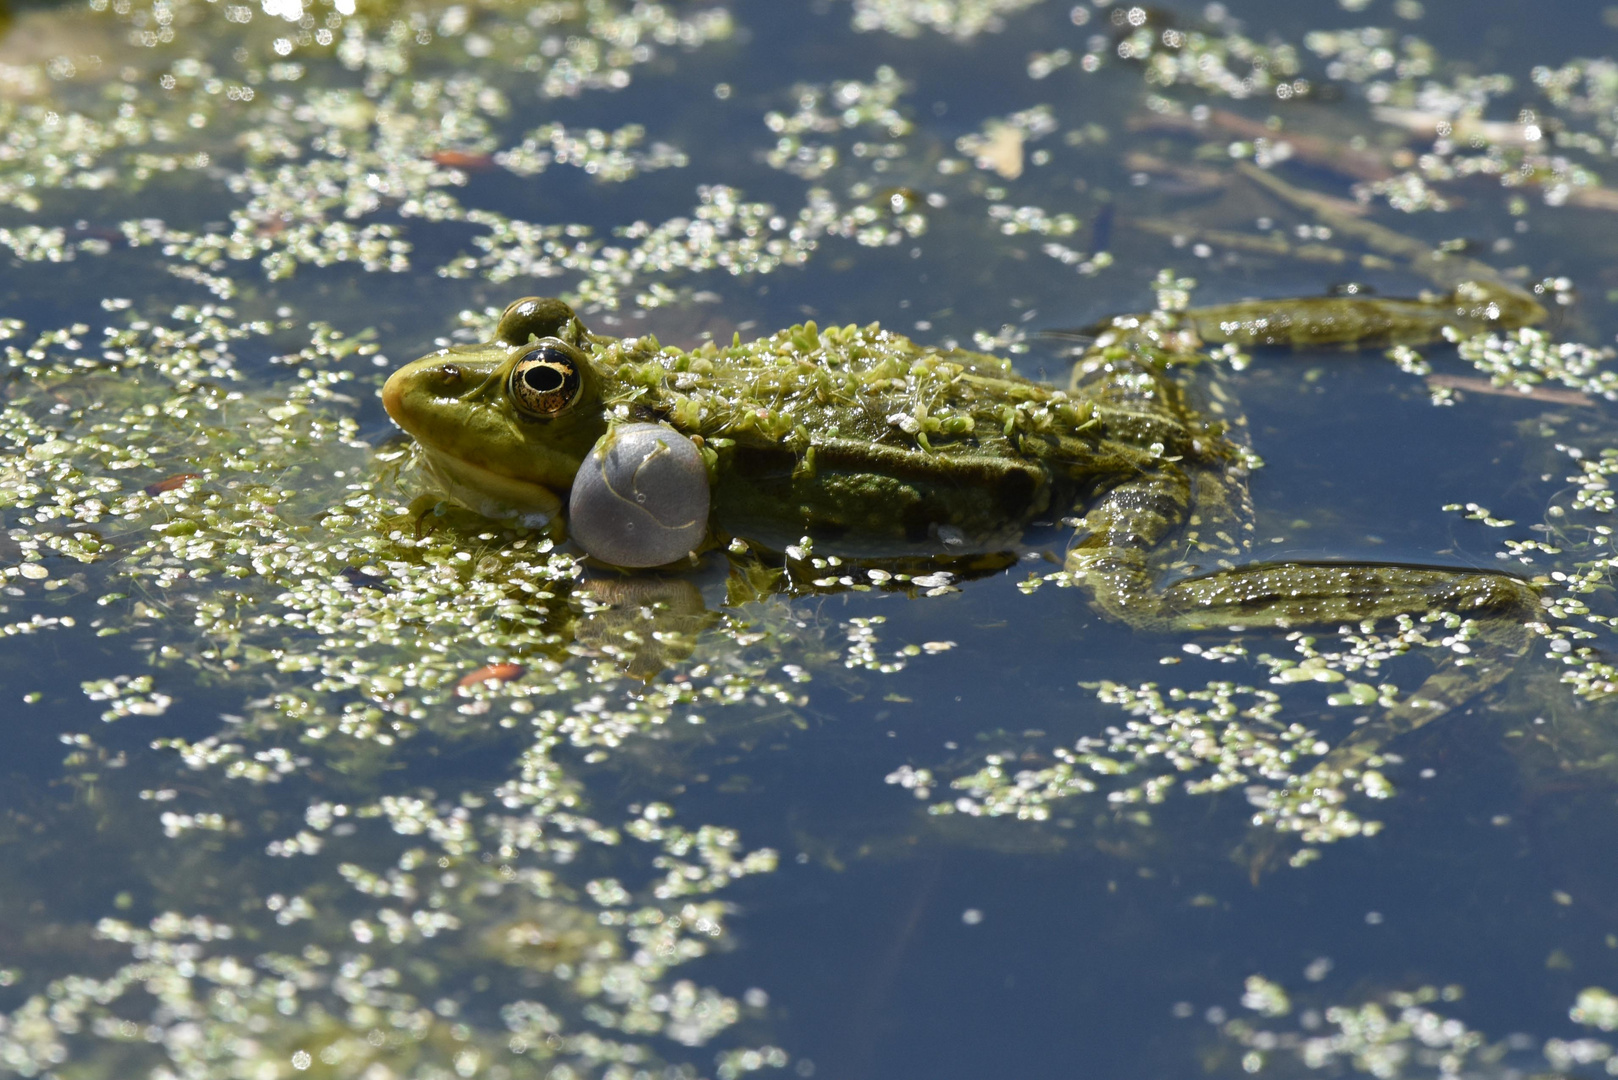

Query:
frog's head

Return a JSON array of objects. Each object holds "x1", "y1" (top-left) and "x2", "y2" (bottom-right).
[{"x1": 382, "y1": 297, "x2": 611, "y2": 526}]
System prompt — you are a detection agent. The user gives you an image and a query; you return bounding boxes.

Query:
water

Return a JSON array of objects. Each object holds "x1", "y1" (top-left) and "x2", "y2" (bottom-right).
[{"x1": 3, "y1": 1, "x2": 1618, "y2": 1077}]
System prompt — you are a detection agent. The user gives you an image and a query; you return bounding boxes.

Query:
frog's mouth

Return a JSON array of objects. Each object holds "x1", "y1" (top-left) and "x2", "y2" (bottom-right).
[
  {"x1": 415, "y1": 443, "x2": 563, "y2": 527},
  {"x1": 382, "y1": 374, "x2": 563, "y2": 526}
]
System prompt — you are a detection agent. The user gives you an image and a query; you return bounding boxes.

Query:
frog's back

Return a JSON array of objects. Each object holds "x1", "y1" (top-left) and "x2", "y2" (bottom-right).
[
  {"x1": 598, "y1": 320, "x2": 1094, "y2": 460},
  {"x1": 594, "y1": 321, "x2": 1118, "y2": 558}
]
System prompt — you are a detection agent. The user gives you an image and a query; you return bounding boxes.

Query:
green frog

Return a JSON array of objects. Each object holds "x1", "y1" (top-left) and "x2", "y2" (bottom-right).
[{"x1": 382, "y1": 267, "x2": 1544, "y2": 635}]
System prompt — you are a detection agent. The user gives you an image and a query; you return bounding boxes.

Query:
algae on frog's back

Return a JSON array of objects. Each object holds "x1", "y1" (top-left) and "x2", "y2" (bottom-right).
[{"x1": 597, "y1": 318, "x2": 1096, "y2": 454}]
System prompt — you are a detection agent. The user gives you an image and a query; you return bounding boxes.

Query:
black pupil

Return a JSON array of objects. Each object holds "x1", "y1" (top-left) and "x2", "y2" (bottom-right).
[{"x1": 522, "y1": 364, "x2": 564, "y2": 393}]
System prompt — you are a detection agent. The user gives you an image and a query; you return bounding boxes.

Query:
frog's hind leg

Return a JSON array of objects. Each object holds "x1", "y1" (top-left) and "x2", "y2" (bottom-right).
[
  {"x1": 1236, "y1": 163, "x2": 1516, "y2": 295},
  {"x1": 1148, "y1": 559, "x2": 1537, "y2": 632},
  {"x1": 1164, "y1": 164, "x2": 1547, "y2": 347},
  {"x1": 1064, "y1": 455, "x2": 1535, "y2": 629},
  {"x1": 1066, "y1": 467, "x2": 1535, "y2": 707},
  {"x1": 1183, "y1": 282, "x2": 1544, "y2": 349},
  {"x1": 1168, "y1": 452, "x2": 1257, "y2": 579},
  {"x1": 1068, "y1": 479, "x2": 1535, "y2": 865},
  {"x1": 1071, "y1": 535, "x2": 1536, "y2": 636}
]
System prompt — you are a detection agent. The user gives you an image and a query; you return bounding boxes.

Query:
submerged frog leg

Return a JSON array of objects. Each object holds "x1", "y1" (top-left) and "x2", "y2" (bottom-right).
[
  {"x1": 1132, "y1": 217, "x2": 1400, "y2": 273},
  {"x1": 1067, "y1": 494, "x2": 1537, "y2": 633},
  {"x1": 1236, "y1": 163, "x2": 1507, "y2": 291},
  {"x1": 1182, "y1": 282, "x2": 1544, "y2": 349},
  {"x1": 1132, "y1": 165, "x2": 1546, "y2": 347},
  {"x1": 1317, "y1": 611, "x2": 1530, "y2": 772},
  {"x1": 1171, "y1": 164, "x2": 1549, "y2": 346}
]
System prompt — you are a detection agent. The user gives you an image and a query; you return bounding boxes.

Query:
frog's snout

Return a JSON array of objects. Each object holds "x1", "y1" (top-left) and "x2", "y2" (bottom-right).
[
  {"x1": 382, "y1": 360, "x2": 468, "y2": 432},
  {"x1": 380, "y1": 366, "x2": 409, "y2": 426}
]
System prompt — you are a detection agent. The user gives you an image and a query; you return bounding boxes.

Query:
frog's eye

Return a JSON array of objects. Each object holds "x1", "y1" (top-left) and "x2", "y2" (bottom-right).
[{"x1": 510, "y1": 345, "x2": 583, "y2": 417}]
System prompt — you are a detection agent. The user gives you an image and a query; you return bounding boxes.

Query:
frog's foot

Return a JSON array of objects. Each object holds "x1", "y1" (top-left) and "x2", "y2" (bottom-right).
[
  {"x1": 1236, "y1": 607, "x2": 1531, "y2": 881},
  {"x1": 1174, "y1": 570, "x2": 1533, "y2": 880},
  {"x1": 1236, "y1": 163, "x2": 1536, "y2": 296},
  {"x1": 408, "y1": 494, "x2": 447, "y2": 540},
  {"x1": 1312, "y1": 606, "x2": 1532, "y2": 779},
  {"x1": 572, "y1": 575, "x2": 715, "y2": 681}
]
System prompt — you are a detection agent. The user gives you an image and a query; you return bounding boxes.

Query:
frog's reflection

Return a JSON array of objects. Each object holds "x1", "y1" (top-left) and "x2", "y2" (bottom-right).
[
  {"x1": 571, "y1": 573, "x2": 715, "y2": 681},
  {"x1": 568, "y1": 543, "x2": 1022, "y2": 680}
]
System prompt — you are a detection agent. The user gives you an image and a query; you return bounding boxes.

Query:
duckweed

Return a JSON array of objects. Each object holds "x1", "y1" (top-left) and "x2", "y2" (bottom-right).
[{"x1": 1213, "y1": 976, "x2": 1618, "y2": 1080}]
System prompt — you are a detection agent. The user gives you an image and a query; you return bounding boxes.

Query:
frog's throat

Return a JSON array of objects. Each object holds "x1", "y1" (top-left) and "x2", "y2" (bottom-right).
[{"x1": 416, "y1": 443, "x2": 563, "y2": 528}]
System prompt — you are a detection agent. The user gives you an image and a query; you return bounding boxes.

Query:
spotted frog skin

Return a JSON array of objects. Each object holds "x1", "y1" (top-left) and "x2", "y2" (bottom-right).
[{"x1": 383, "y1": 274, "x2": 1545, "y2": 633}]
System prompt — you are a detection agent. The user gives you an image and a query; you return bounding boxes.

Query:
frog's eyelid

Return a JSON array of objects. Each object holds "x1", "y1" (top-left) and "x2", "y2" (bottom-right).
[{"x1": 496, "y1": 297, "x2": 583, "y2": 347}]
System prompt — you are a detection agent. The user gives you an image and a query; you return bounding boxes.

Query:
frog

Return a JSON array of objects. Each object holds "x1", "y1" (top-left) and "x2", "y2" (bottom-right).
[{"x1": 382, "y1": 267, "x2": 1545, "y2": 638}]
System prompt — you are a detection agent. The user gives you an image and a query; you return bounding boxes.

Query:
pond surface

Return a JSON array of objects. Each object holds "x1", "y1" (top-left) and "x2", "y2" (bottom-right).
[{"x1": 5, "y1": 0, "x2": 1618, "y2": 1077}]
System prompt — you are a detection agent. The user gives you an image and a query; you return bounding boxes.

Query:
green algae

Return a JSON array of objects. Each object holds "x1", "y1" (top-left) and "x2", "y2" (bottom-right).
[{"x1": 587, "y1": 318, "x2": 1089, "y2": 456}]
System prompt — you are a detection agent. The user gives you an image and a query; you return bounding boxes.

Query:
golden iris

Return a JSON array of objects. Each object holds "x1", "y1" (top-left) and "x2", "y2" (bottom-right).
[{"x1": 509, "y1": 344, "x2": 582, "y2": 417}]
